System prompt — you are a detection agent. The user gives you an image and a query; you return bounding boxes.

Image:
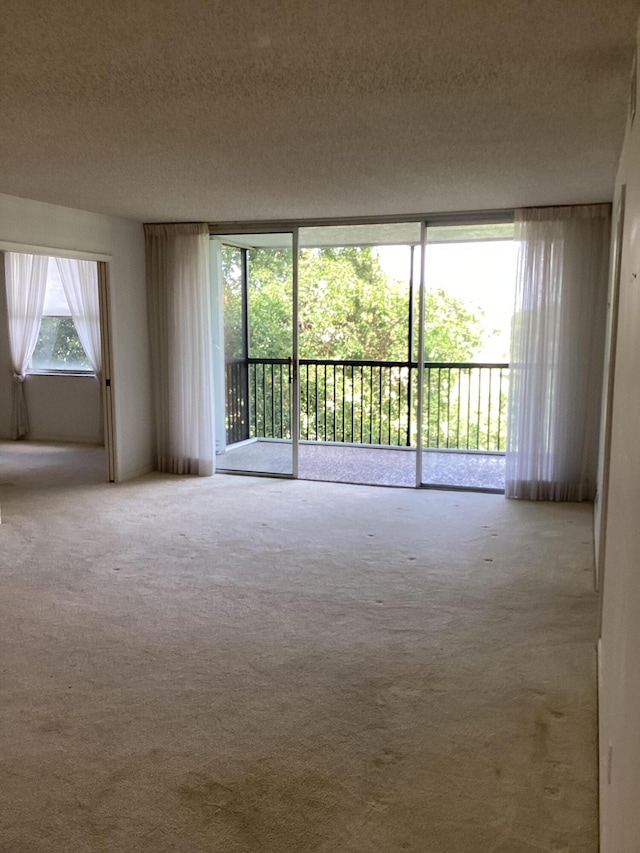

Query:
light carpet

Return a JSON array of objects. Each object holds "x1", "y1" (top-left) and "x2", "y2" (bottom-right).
[{"x1": 0, "y1": 442, "x2": 598, "y2": 852}]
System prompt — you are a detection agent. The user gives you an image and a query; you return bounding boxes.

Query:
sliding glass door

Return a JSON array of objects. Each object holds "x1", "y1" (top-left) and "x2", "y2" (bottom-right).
[
  {"x1": 418, "y1": 221, "x2": 516, "y2": 491},
  {"x1": 297, "y1": 223, "x2": 421, "y2": 487},
  {"x1": 213, "y1": 232, "x2": 296, "y2": 477},
  {"x1": 210, "y1": 216, "x2": 516, "y2": 493}
]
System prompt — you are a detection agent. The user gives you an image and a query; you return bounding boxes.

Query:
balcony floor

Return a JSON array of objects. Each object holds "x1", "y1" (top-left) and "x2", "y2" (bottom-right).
[{"x1": 217, "y1": 439, "x2": 505, "y2": 491}]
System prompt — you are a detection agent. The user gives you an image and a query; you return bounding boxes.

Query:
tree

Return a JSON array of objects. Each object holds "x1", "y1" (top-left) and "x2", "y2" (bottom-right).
[
  {"x1": 221, "y1": 244, "x2": 496, "y2": 447},
  {"x1": 223, "y1": 245, "x2": 485, "y2": 362},
  {"x1": 31, "y1": 317, "x2": 90, "y2": 370}
]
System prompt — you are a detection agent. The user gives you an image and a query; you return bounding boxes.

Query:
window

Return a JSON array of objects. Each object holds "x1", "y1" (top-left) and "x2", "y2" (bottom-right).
[{"x1": 30, "y1": 258, "x2": 92, "y2": 372}]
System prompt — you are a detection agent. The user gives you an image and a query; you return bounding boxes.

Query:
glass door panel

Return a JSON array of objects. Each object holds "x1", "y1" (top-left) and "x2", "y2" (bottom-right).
[
  {"x1": 419, "y1": 221, "x2": 516, "y2": 491},
  {"x1": 297, "y1": 222, "x2": 421, "y2": 486},
  {"x1": 215, "y1": 232, "x2": 295, "y2": 477}
]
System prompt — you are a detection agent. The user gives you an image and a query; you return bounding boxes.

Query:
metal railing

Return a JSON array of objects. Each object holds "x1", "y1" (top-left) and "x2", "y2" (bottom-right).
[
  {"x1": 225, "y1": 358, "x2": 250, "y2": 445},
  {"x1": 225, "y1": 357, "x2": 509, "y2": 452}
]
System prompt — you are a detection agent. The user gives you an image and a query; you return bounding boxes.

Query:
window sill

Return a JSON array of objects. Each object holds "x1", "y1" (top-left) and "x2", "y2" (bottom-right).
[{"x1": 26, "y1": 369, "x2": 96, "y2": 377}]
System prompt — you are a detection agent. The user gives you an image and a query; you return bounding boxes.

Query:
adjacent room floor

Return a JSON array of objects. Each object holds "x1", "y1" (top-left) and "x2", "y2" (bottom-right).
[{"x1": 0, "y1": 442, "x2": 598, "y2": 852}]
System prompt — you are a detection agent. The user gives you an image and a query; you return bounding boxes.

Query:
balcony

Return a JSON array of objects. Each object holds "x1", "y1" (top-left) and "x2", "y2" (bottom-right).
[{"x1": 220, "y1": 357, "x2": 508, "y2": 491}]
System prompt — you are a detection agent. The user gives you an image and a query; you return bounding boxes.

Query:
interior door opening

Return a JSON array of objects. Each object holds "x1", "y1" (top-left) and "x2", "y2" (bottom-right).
[{"x1": 0, "y1": 250, "x2": 114, "y2": 486}]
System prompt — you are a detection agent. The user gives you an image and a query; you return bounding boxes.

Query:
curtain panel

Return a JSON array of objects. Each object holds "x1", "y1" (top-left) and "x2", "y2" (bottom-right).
[
  {"x1": 55, "y1": 257, "x2": 102, "y2": 374},
  {"x1": 145, "y1": 223, "x2": 215, "y2": 476},
  {"x1": 506, "y1": 204, "x2": 611, "y2": 501},
  {"x1": 4, "y1": 252, "x2": 49, "y2": 439}
]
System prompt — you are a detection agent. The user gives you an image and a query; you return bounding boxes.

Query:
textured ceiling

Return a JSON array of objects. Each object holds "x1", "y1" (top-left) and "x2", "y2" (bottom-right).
[{"x1": 0, "y1": 0, "x2": 638, "y2": 224}]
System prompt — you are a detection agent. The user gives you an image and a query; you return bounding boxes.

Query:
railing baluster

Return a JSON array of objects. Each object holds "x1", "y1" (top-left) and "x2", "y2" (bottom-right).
[
  {"x1": 387, "y1": 367, "x2": 392, "y2": 446},
  {"x1": 237, "y1": 357, "x2": 507, "y2": 456},
  {"x1": 324, "y1": 365, "x2": 328, "y2": 442},
  {"x1": 313, "y1": 364, "x2": 318, "y2": 441},
  {"x1": 269, "y1": 362, "x2": 274, "y2": 438},
  {"x1": 435, "y1": 368, "x2": 441, "y2": 448},
  {"x1": 306, "y1": 364, "x2": 311, "y2": 440},
  {"x1": 497, "y1": 368, "x2": 504, "y2": 451},
  {"x1": 395, "y1": 367, "x2": 400, "y2": 446},
  {"x1": 447, "y1": 368, "x2": 451, "y2": 448},
  {"x1": 341, "y1": 365, "x2": 345, "y2": 442},
  {"x1": 262, "y1": 364, "x2": 267, "y2": 436},
  {"x1": 350, "y1": 365, "x2": 354, "y2": 443},
  {"x1": 359, "y1": 365, "x2": 364, "y2": 443},
  {"x1": 369, "y1": 365, "x2": 373, "y2": 444},
  {"x1": 253, "y1": 363, "x2": 258, "y2": 437},
  {"x1": 477, "y1": 368, "x2": 482, "y2": 450},
  {"x1": 279, "y1": 363, "x2": 283, "y2": 438},
  {"x1": 426, "y1": 366, "x2": 431, "y2": 448},
  {"x1": 466, "y1": 367, "x2": 472, "y2": 450},
  {"x1": 333, "y1": 364, "x2": 336, "y2": 442},
  {"x1": 456, "y1": 367, "x2": 461, "y2": 449},
  {"x1": 406, "y1": 365, "x2": 412, "y2": 447},
  {"x1": 379, "y1": 366, "x2": 383, "y2": 445},
  {"x1": 487, "y1": 367, "x2": 493, "y2": 451}
]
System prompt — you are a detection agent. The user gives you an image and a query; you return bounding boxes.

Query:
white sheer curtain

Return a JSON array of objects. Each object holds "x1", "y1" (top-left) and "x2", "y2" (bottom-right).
[
  {"x1": 4, "y1": 252, "x2": 49, "y2": 438},
  {"x1": 145, "y1": 223, "x2": 215, "y2": 476},
  {"x1": 506, "y1": 204, "x2": 611, "y2": 501},
  {"x1": 55, "y1": 257, "x2": 102, "y2": 374}
]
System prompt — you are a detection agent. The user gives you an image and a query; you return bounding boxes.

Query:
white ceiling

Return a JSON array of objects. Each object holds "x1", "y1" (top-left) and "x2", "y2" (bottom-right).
[{"x1": 0, "y1": 0, "x2": 638, "y2": 224}]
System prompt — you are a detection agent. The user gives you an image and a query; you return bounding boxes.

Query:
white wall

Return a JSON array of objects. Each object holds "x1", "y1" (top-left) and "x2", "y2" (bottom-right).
[
  {"x1": 598, "y1": 24, "x2": 640, "y2": 850},
  {"x1": 0, "y1": 193, "x2": 153, "y2": 480},
  {"x1": 25, "y1": 375, "x2": 103, "y2": 443}
]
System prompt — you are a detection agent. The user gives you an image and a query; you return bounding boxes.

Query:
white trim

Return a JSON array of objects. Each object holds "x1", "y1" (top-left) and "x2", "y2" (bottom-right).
[
  {"x1": 0, "y1": 241, "x2": 111, "y2": 263},
  {"x1": 596, "y1": 185, "x2": 626, "y2": 600},
  {"x1": 97, "y1": 262, "x2": 117, "y2": 483},
  {"x1": 26, "y1": 369, "x2": 96, "y2": 377}
]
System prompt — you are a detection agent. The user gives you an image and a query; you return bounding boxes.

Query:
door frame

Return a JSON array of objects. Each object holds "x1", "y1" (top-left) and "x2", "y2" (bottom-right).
[
  {"x1": 211, "y1": 210, "x2": 515, "y2": 488},
  {"x1": 417, "y1": 212, "x2": 515, "y2": 491},
  {"x1": 596, "y1": 185, "x2": 626, "y2": 610},
  {"x1": 97, "y1": 261, "x2": 117, "y2": 482},
  {"x1": 212, "y1": 229, "x2": 299, "y2": 478},
  {"x1": 0, "y1": 241, "x2": 116, "y2": 482}
]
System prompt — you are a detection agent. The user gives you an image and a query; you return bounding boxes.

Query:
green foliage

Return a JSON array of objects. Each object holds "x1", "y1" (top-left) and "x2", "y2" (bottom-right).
[
  {"x1": 221, "y1": 243, "x2": 503, "y2": 449},
  {"x1": 31, "y1": 317, "x2": 90, "y2": 371},
  {"x1": 421, "y1": 290, "x2": 484, "y2": 362},
  {"x1": 222, "y1": 244, "x2": 486, "y2": 362},
  {"x1": 247, "y1": 248, "x2": 294, "y2": 359},
  {"x1": 298, "y1": 247, "x2": 405, "y2": 360},
  {"x1": 222, "y1": 246, "x2": 244, "y2": 360}
]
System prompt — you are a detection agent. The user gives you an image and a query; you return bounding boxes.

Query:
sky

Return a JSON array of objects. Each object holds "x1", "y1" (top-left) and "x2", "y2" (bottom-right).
[
  {"x1": 42, "y1": 257, "x2": 71, "y2": 316},
  {"x1": 376, "y1": 240, "x2": 517, "y2": 361}
]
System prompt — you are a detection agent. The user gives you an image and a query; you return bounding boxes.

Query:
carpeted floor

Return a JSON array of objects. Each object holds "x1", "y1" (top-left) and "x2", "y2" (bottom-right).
[{"x1": 0, "y1": 442, "x2": 598, "y2": 852}]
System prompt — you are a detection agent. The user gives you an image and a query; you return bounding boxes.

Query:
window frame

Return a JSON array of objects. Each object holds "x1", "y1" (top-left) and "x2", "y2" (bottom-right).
[{"x1": 27, "y1": 259, "x2": 95, "y2": 376}]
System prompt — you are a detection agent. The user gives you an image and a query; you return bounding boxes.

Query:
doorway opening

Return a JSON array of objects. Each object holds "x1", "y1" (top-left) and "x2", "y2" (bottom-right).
[{"x1": 0, "y1": 251, "x2": 114, "y2": 484}]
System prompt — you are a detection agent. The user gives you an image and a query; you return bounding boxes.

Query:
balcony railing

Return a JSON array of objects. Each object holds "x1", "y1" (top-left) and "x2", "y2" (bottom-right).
[{"x1": 225, "y1": 357, "x2": 509, "y2": 452}]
